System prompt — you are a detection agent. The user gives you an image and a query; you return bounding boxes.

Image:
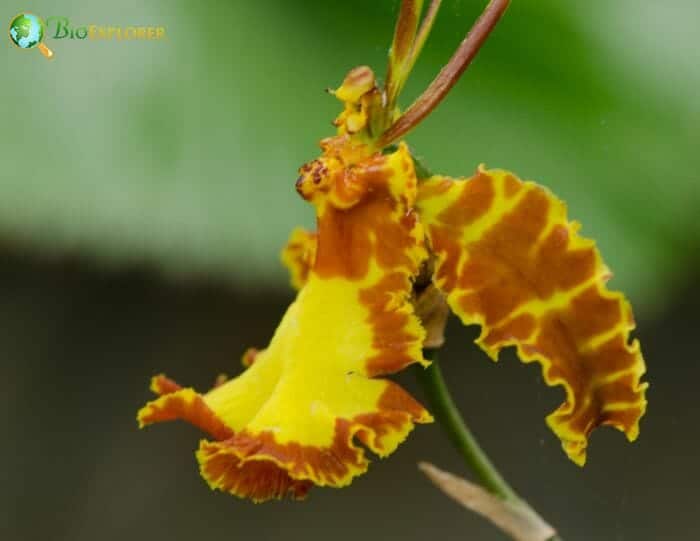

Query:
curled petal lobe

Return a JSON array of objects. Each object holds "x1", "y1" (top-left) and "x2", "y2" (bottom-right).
[
  {"x1": 198, "y1": 440, "x2": 313, "y2": 503},
  {"x1": 138, "y1": 376, "x2": 233, "y2": 441},
  {"x1": 138, "y1": 139, "x2": 432, "y2": 501},
  {"x1": 417, "y1": 166, "x2": 648, "y2": 465}
]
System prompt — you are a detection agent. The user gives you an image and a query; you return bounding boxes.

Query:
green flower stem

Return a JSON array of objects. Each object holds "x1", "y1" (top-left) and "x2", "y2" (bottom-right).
[
  {"x1": 416, "y1": 349, "x2": 563, "y2": 541},
  {"x1": 416, "y1": 349, "x2": 517, "y2": 500}
]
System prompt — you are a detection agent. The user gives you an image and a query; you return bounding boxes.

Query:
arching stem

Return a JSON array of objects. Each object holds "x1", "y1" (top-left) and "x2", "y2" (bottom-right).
[{"x1": 417, "y1": 349, "x2": 517, "y2": 499}]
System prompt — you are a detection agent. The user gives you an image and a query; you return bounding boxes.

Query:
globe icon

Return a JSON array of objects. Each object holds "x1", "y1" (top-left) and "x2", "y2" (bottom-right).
[{"x1": 8, "y1": 12, "x2": 53, "y2": 58}]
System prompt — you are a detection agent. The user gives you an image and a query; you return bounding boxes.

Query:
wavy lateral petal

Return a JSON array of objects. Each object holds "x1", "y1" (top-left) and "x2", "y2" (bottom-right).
[
  {"x1": 281, "y1": 227, "x2": 317, "y2": 290},
  {"x1": 138, "y1": 139, "x2": 432, "y2": 501},
  {"x1": 416, "y1": 166, "x2": 648, "y2": 465}
]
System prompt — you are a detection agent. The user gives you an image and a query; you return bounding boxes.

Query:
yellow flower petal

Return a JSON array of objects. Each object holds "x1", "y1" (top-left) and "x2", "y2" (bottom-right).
[
  {"x1": 138, "y1": 138, "x2": 432, "y2": 501},
  {"x1": 416, "y1": 166, "x2": 648, "y2": 465}
]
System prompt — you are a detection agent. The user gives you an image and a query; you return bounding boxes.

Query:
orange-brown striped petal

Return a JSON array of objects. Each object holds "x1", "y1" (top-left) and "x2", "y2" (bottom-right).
[
  {"x1": 417, "y1": 166, "x2": 648, "y2": 465},
  {"x1": 295, "y1": 136, "x2": 430, "y2": 376}
]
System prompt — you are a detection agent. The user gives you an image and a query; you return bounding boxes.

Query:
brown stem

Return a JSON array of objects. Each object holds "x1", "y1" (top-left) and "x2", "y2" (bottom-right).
[{"x1": 378, "y1": 0, "x2": 510, "y2": 147}]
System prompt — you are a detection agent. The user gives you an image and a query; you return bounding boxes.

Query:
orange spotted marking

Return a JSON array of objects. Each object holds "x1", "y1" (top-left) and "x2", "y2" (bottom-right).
[{"x1": 281, "y1": 228, "x2": 318, "y2": 290}]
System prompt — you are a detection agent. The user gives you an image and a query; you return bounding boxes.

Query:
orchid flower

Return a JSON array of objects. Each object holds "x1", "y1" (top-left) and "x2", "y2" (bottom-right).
[{"x1": 137, "y1": 0, "x2": 647, "y2": 508}]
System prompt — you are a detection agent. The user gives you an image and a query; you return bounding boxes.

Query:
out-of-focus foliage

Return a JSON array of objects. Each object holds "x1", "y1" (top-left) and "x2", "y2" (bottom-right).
[{"x1": 3, "y1": 0, "x2": 698, "y2": 313}]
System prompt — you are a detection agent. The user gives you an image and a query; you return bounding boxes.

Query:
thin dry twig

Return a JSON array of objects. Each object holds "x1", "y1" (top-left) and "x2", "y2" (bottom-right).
[{"x1": 419, "y1": 462, "x2": 557, "y2": 541}]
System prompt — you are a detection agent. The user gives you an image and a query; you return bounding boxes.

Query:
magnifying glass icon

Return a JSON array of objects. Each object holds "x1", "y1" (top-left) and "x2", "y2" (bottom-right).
[{"x1": 8, "y1": 13, "x2": 54, "y2": 59}]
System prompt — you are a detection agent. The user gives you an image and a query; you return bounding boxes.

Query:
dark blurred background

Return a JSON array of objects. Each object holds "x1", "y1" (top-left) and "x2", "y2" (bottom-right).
[{"x1": 3, "y1": 1, "x2": 699, "y2": 540}]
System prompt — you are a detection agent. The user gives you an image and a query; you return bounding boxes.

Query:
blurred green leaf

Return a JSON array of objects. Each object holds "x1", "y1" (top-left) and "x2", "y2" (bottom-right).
[{"x1": 2, "y1": 0, "x2": 698, "y2": 314}]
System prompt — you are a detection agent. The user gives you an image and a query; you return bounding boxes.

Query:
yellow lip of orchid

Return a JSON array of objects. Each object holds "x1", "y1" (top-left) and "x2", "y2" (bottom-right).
[
  {"x1": 139, "y1": 140, "x2": 433, "y2": 502},
  {"x1": 138, "y1": 0, "x2": 647, "y2": 503}
]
